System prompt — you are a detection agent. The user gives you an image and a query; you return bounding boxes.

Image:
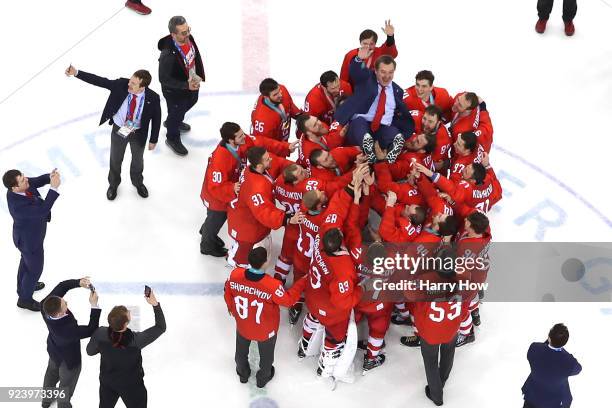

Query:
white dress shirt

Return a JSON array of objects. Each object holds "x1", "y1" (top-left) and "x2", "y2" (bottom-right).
[
  {"x1": 354, "y1": 83, "x2": 396, "y2": 126},
  {"x1": 113, "y1": 90, "x2": 145, "y2": 129}
]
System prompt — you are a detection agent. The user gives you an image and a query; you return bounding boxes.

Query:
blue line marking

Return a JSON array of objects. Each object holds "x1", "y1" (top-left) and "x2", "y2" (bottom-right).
[{"x1": 95, "y1": 281, "x2": 224, "y2": 296}]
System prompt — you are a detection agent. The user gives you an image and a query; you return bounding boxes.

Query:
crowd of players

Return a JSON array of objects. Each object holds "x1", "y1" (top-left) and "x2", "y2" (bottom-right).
[{"x1": 203, "y1": 21, "x2": 503, "y2": 403}]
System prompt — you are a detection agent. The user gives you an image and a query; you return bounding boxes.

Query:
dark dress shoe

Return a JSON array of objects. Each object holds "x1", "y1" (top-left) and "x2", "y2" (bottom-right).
[
  {"x1": 256, "y1": 366, "x2": 275, "y2": 388},
  {"x1": 237, "y1": 368, "x2": 250, "y2": 384},
  {"x1": 165, "y1": 139, "x2": 188, "y2": 156},
  {"x1": 425, "y1": 386, "x2": 443, "y2": 406},
  {"x1": 201, "y1": 244, "x2": 228, "y2": 257},
  {"x1": 135, "y1": 184, "x2": 149, "y2": 198},
  {"x1": 107, "y1": 186, "x2": 118, "y2": 200},
  {"x1": 35, "y1": 282, "x2": 45, "y2": 291},
  {"x1": 17, "y1": 299, "x2": 41, "y2": 312},
  {"x1": 163, "y1": 121, "x2": 191, "y2": 132},
  {"x1": 214, "y1": 236, "x2": 227, "y2": 250}
]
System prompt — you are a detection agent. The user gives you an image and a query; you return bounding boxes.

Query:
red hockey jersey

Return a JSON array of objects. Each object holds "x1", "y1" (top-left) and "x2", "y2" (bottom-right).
[
  {"x1": 224, "y1": 268, "x2": 307, "y2": 341},
  {"x1": 409, "y1": 110, "x2": 453, "y2": 164},
  {"x1": 304, "y1": 189, "x2": 363, "y2": 324},
  {"x1": 449, "y1": 146, "x2": 485, "y2": 183},
  {"x1": 403, "y1": 86, "x2": 453, "y2": 119},
  {"x1": 308, "y1": 146, "x2": 361, "y2": 181},
  {"x1": 449, "y1": 92, "x2": 493, "y2": 152},
  {"x1": 304, "y1": 81, "x2": 353, "y2": 125},
  {"x1": 200, "y1": 136, "x2": 290, "y2": 211},
  {"x1": 340, "y1": 44, "x2": 398, "y2": 86},
  {"x1": 251, "y1": 84, "x2": 301, "y2": 142},
  {"x1": 434, "y1": 168, "x2": 502, "y2": 213},
  {"x1": 227, "y1": 155, "x2": 292, "y2": 244},
  {"x1": 410, "y1": 301, "x2": 466, "y2": 344},
  {"x1": 297, "y1": 121, "x2": 345, "y2": 167}
]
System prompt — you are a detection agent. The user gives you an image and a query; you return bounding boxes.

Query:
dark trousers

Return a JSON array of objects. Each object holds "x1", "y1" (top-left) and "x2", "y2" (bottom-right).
[
  {"x1": 99, "y1": 381, "x2": 147, "y2": 408},
  {"x1": 235, "y1": 331, "x2": 277, "y2": 383},
  {"x1": 42, "y1": 358, "x2": 81, "y2": 408},
  {"x1": 537, "y1": 0, "x2": 577, "y2": 21},
  {"x1": 523, "y1": 402, "x2": 537, "y2": 408},
  {"x1": 200, "y1": 208, "x2": 227, "y2": 250},
  {"x1": 163, "y1": 91, "x2": 199, "y2": 141},
  {"x1": 420, "y1": 335, "x2": 457, "y2": 404},
  {"x1": 109, "y1": 125, "x2": 145, "y2": 188},
  {"x1": 346, "y1": 116, "x2": 402, "y2": 150},
  {"x1": 16, "y1": 248, "x2": 44, "y2": 302}
]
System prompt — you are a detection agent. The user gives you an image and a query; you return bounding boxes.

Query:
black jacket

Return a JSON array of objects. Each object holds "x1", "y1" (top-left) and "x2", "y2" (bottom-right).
[
  {"x1": 157, "y1": 34, "x2": 205, "y2": 96},
  {"x1": 75, "y1": 70, "x2": 162, "y2": 146},
  {"x1": 41, "y1": 279, "x2": 101, "y2": 369},
  {"x1": 87, "y1": 304, "x2": 166, "y2": 387}
]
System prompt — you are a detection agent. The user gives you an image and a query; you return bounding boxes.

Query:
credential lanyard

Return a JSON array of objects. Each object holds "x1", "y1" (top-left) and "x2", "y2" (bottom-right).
[
  {"x1": 126, "y1": 93, "x2": 145, "y2": 125},
  {"x1": 263, "y1": 98, "x2": 287, "y2": 122},
  {"x1": 173, "y1": 40, "x2": 194, "y2": 70}
]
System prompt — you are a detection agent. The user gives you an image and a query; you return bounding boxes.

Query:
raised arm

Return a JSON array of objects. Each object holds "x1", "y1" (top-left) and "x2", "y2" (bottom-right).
[{"x1": 134, "y1": 293, "x2": 167, "y2": 349}]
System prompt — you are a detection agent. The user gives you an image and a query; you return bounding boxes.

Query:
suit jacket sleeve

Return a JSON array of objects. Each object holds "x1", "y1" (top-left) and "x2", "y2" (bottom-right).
[
  {"x1": 149, "y1": 94, "x2": 162, "y2": 144},
  {"x1": 86, "y1": 328, "x2": 103, "y2": 356},
  {"x1": 159, "y1": 50, "x2": 189, "y2": 90},
  {"x1": 28, "y1": 174, "x2": 51, "y2": 189},
  {"x1": 76, "y1": 308, "x2": 102, "y2": 339},
  {"x1": 567, "y1": 353, "x2": 582, "y2": 376},
  {"x1": 75, "y1": 70, "x2": 115, "y2": 90},
  {"x1": 10, "y1": 189, "x2": 59, "y2": 221},
  {"x1": 48, "y1": 279, "x2": 81, "y2": 299},
  {"x1": 349, "y1": 57, "x2": 371, "y2": 85},
  {"x1": 134, "y1": 304, "x2": 167, "y2": 349}
]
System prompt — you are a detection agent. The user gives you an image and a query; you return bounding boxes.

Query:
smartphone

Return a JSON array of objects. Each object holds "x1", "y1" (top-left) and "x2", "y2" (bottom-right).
[
  {"x1": 144, "y1": 285, "x2": 151, "y2": 298},
  {"x1": 88, "y1": 284, "x2": 96, "y2": 293}
]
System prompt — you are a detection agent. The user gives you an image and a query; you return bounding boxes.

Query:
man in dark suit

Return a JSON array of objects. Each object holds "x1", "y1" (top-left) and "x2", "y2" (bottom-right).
[
  {"x1": 335, "y1": 48, "x2": 414, "y2": 164},
  {"x1": 65, "y1": 65, "x2": 161, "y2": 200},
  {"x1": 41, "y1": 277, "x2": 101, "y2": 408},
  {"x1": 3, "y1": 169, "x2": 61, "y2": 311},
  {"x1": 158, "y1": 15, "x2": 205, "y2": 156},
  {"x1": 522, "y1": 323, "x2": 582, "y2": 408}
]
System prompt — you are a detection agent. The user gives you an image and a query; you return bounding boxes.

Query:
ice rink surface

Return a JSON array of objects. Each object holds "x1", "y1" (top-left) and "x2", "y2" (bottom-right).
[{"x1": 1, "y1": 0, "x2": 611, "y2": 406}]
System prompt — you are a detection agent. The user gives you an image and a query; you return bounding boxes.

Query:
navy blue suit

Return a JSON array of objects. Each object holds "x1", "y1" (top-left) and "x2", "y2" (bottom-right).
[
  {"x1": 41, "y1": 279, "x2": 101, "y2": 369},
  {"x1": 75, "y1": 70, "x2": 161, "y2": 146},
  {"x1": 7, "y1": 174, "x2": 59, "y2": 302},
  {"x1": 522, "y1": 342, "x2": 582, "y2": 407},
  {"x1": 334, "y1": 56, "x2": 414, "y2": 150}
]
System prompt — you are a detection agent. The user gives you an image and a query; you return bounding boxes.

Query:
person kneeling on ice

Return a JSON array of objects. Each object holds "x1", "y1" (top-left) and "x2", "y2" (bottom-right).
[{"x1": 224, "y1": 247, "x2": 307, "y2": 388}]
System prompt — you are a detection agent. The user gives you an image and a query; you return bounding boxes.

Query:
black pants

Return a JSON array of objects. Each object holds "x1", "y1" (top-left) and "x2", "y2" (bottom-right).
[
  {"x1": 420, "y1": 335, "x2": 457, "y2": 404},
  {"x1": 200, "y1": 208, "x2": 227, "y2": 250},
  {"x1": 99, "y1": 381, "x2": 147, "y2": 408},
  {"x1": 235, "y1": 331, "x2": 277, "y2": 383},
  {"x1": 537, "y1": 0, "x2": 577, "y2": 22},
  {"x1": 523, "y1": 402, "x2": 538, "y2": 408},
  {"x1": 42, "y1": 358, "x2": 81, "y2": 408},
  {"x1": 163, "y1": 91, "x2": 199, "y2": 141},
  {"x1": 109, "y1": 125, "x2": 145, "y2": 188},
  {"x1": 16, "y1": 247, "x2": 44, "y2": 302}
]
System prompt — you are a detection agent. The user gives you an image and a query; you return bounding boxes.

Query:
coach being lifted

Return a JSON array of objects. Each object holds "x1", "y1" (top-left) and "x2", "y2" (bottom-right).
[{"x1": 335, "y1": 47, "x2": 414, "y2": 165}]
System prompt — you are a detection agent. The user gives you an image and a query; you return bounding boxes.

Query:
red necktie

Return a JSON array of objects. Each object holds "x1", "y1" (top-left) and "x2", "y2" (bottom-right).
[
  {"x1": 26, "y1": 191, "x2": 33, "y2": 198},
  {"x1": 371, "y1": 85, "x2": 387, "y2": 132},
  {"x1": 126, "y1": 94, "x2": 137, "y2": 122}
]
